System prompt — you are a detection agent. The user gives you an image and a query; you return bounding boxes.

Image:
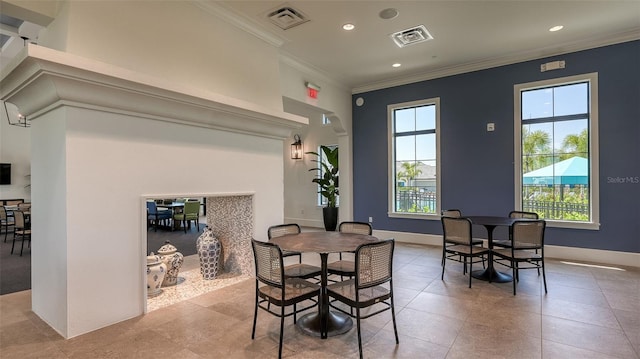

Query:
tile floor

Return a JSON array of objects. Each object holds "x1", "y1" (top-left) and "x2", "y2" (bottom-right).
[{"x1": 1, "y1": 243, "x2": 638, "y2": 358}]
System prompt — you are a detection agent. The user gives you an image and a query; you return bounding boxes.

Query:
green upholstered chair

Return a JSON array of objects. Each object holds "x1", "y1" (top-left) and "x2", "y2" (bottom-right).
[{"x1": 174, "y1": 201, "x2": 200, "y2": 233}]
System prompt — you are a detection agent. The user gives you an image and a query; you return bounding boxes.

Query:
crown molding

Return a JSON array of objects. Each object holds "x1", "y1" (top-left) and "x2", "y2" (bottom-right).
[
  {"x1": 279, "y1": 53, "x2": 348, "y2": 92},
  {"x1": 0, "y1": 45, "x2": 307, "y2": 139},
  {"x1": 353, "y1": 28, "x2": 640, "y2": 94},
  {"x1": 193, "y1": 1, "x2": 285, "y2": 48}
]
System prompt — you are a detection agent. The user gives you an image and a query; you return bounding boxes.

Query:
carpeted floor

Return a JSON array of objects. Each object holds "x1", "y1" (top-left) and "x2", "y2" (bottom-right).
[
  {"x1": 0, "y1": 222, "x2": 205, "y2": 295},
  {"x1": 0, "y1": 230, "x2": 31, "y2": 295},
  {"x1": 146, "y1": 222, "x2": 205, "y2": 257}
]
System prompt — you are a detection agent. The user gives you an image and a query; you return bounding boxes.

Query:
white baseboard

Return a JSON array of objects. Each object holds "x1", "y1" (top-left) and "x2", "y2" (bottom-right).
[
  {"x1": 284, "y1": 217, "x2": 324, "y2": 229},
  {"x1": 374, "y1": 229, "x2": 640, "y2": 268}
]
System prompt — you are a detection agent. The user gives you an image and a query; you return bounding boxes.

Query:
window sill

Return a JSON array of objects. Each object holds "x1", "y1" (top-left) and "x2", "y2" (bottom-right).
[
  {"x1": 546, "y1": 220, "x2": 600, "y2": 230},
  {"x1": 388, "y1": 212, "x2": 441, "y2": 221}
]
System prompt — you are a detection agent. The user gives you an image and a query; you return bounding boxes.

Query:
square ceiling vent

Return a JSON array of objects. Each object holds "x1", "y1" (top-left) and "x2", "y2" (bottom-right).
[
  {"x1": 267, "y1": 5, "x2": 309, "y2": 30},
  {"x1": 391, "y1": 25, "x2": 434, "y2": 48}
]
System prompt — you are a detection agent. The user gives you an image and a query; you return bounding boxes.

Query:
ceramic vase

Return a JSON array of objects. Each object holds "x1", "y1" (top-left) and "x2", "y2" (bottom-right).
[
  {"x1": 158, "y1": 241, "x2": 184, "y2": 286},
  {"x1": 196, "y1": 226, "x2": 222, "y2": 280},
  {"x1": 147, "y1": 253, "x2": 167, "y2": 297}
]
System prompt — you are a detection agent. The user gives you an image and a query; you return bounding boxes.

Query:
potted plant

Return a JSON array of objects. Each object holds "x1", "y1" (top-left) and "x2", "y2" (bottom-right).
[{"x1": 307, "y1": 145, "x2": 339, "y2": 231}]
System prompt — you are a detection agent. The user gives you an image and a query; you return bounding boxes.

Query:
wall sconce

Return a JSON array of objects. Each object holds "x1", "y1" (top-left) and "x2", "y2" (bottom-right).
[
  {"x1": 291, "y1": 134, "x2": 303, "y2": 160},
  {"x1": 3, "y1": 101, "x2": 30, "y2": 128}
]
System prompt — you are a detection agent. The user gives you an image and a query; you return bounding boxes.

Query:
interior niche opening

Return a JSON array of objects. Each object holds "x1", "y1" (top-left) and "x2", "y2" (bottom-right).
[{"x1": 145, "y1": 193, "x2": 254, "y2": 312}]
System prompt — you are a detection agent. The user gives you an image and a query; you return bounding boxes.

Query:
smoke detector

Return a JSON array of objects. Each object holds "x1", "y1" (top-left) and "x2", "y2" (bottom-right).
[
  {"x1": 267, "y1": 5, "x2": 309, "y2": 30},
  {"x1": 391, "y1": 25, "x2": 434, "y2": 48}
]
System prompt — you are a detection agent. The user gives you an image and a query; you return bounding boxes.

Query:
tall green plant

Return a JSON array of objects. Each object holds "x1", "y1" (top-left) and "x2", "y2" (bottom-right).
[{"x1": 307, "y1": 145, "x2": 339, "y2": 208}]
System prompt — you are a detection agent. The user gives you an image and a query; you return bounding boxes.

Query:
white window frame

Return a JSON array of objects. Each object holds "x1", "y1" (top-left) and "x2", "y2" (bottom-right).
[
  {"x1": 514, "y1": 73, "x2": 600, "y2": 230},
  {"x1": 387, "y1": 98, "x2": 441, "y2": 220}
]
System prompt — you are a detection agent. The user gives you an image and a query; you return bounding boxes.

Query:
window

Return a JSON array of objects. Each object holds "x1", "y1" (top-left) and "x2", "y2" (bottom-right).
[
  {"x1": 322, "y1": 114, "x2": 331, "y2": 125},
  {"x1": 515, "y1": 73, "x2": 599, "y2": 229},
  {"x1": 388, "y1": 98, "x2": 440, "y2": 217}
]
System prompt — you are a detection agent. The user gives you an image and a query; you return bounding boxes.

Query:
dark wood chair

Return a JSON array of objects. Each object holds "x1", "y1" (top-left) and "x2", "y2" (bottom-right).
[
  {"x1": 327, "y1": 221, "x2": 373, "y2": 279},
  {"x1": 327, "y1": 239, "x2": 399, "y2": 359},
  {"x1": 1, "y1": 206, "x2": 15, "y2": 242},
  {"x1": 250, "y1": 239, "x2": 320, "y2": 359},
  {"x1": 11, "y1": 210, "x2": 31, "y2": 256},
  {"x1": 493, "y1": 220, "x2": 548, "y2": 295},
  {"x1": 493, "y1": 210, "x2": 539, "y2": 248},
  {"x1": 441, "y1": 209, "x2": 484, "y2": 272},
  {"x1": 267, "y1": 224, "x2": 321, "y2": 279},
  {"x1": 441, "y1": 216, "x2": 489, "y2": 288}
]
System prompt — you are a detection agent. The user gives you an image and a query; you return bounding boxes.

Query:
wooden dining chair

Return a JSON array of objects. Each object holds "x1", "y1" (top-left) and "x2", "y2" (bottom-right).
[
  {"x1": 441, "y1": 216, "x2": 489, "y2": 288},
  {"x1": 250, "y1": 239, "x2": 320, "y2": 359},
  {"x1": 11, "y1": 210, "x2": 31, "y2": 256},
  {"x1": 173, "y1": 201, "x2": 200, "y2": 233},
  {"x1": 327, "y1": 221, "x2": 372, "y2": 280},
  {"x1": 267, "y1": 224, "x2": 321, "y2": 280},
  {"x1": 493, "y1": 210, "x2": 539, "y2": 249},
  {"x1": 440, "y1": 209, "x2": 484, "y2": 272},
  {"x1": 1, "y1": 206, "x2": 15, "y2": 242},
  {"x1": 327, "y1": 239, "x2": 399, "y2": 359},
  {"x1": 492, "y1": 219, "x2": 547, "y2": 295}
]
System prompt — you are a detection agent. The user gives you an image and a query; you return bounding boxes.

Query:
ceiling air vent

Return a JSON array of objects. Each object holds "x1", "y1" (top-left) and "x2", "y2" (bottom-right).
[
  {"x1": 267, "y1": 5, "x2": 309, "y2": 30},
  {"x1": 390, "y1": 25, "x2": 434, "y2": 48}
]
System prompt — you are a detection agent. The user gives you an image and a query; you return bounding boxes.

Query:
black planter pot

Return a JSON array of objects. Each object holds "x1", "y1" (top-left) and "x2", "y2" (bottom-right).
[{"x1": 322, "y1": 207, "x2": 338, "y2": 231}]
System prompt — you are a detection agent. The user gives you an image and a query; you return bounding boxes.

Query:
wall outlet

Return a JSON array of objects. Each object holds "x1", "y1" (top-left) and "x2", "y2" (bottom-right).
[{"x1": 368, "y1": 216, "x2": 373, "y2": 223}]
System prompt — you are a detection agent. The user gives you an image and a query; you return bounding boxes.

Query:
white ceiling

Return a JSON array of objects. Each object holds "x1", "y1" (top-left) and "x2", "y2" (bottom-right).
[
  {"x1": 1, "y1": 1, "x2": 639, "y2": 93},
  {"x1": 216, "y1": 1, "x2": 640, "y2": 92}
]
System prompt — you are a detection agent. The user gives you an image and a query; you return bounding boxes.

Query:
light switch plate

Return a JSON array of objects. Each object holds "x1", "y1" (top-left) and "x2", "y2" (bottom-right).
[{"x1": 487, "y1": 123, "x2": 495, "y2": 132}]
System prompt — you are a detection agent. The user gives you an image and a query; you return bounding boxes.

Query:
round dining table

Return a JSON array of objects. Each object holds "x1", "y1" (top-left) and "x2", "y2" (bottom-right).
[
  {"x1": 270, "y1": 231, "x2": 379, "y2": 339},
  {"x1": 465, "y1": 216, "x2": 536, "y2": 283}
]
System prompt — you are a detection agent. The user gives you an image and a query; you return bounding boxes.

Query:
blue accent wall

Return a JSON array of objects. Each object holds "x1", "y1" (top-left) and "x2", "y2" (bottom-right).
[{"x1": 353, "y1": 40, "x2": 640, "y2": 253}]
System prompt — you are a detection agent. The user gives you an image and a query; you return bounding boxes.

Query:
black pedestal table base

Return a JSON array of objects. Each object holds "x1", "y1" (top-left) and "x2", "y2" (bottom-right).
[
  {"x1": 296, "y1": 311, "x2": 353, "y2": 338},
  {"x1": 471, "y1": 267, "x2": 513, "y2": 283}
]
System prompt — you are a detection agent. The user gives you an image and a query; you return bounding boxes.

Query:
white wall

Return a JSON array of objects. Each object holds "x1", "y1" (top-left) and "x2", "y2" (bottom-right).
[
  {"x1": 30, "y1": 107, "x2": 67, "y2": 336},
  {"x1": 37, "y1": 1, "x2": 283, "y2": 110},
  {"x1": 282, "y1": 100, "x2": 338, "y2": 227},
  {"x1": 279, "y1": 59, "x2": 354, "y2": 226},
  {"x1": 32, "y1": 106, "x2": 284, "y2": 338}
]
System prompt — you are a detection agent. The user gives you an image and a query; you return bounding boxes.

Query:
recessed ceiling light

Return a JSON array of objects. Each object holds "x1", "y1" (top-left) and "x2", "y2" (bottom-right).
[
  {"x1": 342, "y1": 23, "x2": 355, "y2": 31},
  {"x1": 549, "y1": 25, "x2": 564, "y2": 32},
  {"x1": 379, "y1": 8, "x2": 399, "y2": 20},
  {"x1": 392, "y1": 63, "x2": 401, "y2": 68}
]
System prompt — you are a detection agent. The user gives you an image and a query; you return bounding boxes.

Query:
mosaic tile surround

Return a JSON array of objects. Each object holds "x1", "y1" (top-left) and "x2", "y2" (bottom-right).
[{"x1": 205, "y1": 195, "x2": 254, "y2": 276}]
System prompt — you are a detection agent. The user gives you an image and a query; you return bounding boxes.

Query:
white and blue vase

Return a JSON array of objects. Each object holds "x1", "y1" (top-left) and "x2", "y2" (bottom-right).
[
  {"x1": 196, "y1": 226, "x2": 222, "y2": 280},
  {"x1": 146, "y1": 252, "x2": 166, "y2": 297},
  {"x1": 158, "y1": 241, "x2": 184, "y2": 287}
]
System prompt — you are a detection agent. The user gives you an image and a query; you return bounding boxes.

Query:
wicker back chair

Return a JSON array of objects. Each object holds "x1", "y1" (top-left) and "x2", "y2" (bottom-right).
[
  {"x1": 11, "y1": 210, "x2": 31, "y2": 256},
  {"x1": 493, "y1": 220, "x2": 547, "y2": 295},
  {"x1": 266, "y1": 224, "x2": 321, "y2": 279},
  {"x1": 338, "y1": 221, "x2": 372, "y2": 235},
  {"x1": 440, "y1": 209, "x2": 483, "y2": 270},
  {"x1": 493, "y1": 211, "x2": 540, "y2": 249},
  {"x1": 251, "y1": 239, "x2": 320, "y2": 359},
  {"x1": 327, "y1": 239, "x2": 398, "y2": 359},
  {"x1": 441, "y1": 216, "x2": 489, "y2": 288},
  {"x1": 327, "y1": 222, "x2": 373, "y2": 279},
  {"x1": 1, "y1": 206, "x2": 15, "y2": 243}
]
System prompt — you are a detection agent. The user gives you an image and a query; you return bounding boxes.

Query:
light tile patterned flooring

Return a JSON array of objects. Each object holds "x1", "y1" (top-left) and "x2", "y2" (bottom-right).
[{"x1": 1, "y1": 243, "x2": 638, "y2": 358}]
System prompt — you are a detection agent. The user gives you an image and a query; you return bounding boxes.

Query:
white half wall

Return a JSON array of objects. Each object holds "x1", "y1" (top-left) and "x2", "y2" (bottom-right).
[
  {"x1": 38, "y1": 106, "x2": 286, "y2": 338},
  {"x1": 1, "y1": 47, "x2": 307, "y2": 339}
]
